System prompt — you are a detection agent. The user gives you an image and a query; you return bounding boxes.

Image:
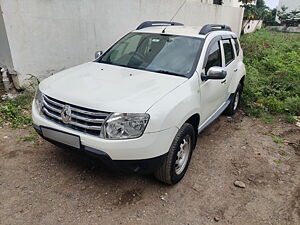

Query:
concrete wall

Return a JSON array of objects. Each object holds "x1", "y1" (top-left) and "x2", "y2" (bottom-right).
[
  {"x1": 0, "y1": 4, "x2": 13, "y2": 71},
  {"x1": 267, "y1": 25, "x2": 300, "y2": 33},
  {"x1": 0, "y1": 0, "x2": 244, "y2": 86},
  {"x1": 223, "y1": 0, "x2": 242, "y2": 8},
  {"x1": 243, "y1": 20, "x2": 263, "y2": 34},
  {"x1": 223, "y1": 0, "x2": 256, "y2": 8}
]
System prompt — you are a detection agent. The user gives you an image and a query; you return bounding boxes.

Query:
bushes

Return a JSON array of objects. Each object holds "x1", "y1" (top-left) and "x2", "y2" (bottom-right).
[{"x1": 240, "y1": 29, "x2": 300, "y2": 117}]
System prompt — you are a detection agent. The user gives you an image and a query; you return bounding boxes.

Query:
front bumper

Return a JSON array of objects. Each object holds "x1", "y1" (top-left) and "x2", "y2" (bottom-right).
[
  {"x1": 32, "y1": 102, "x2": 178, "y2": 161},
  {"x1": 33, "y1": 124, "x2": 167, "y2": 174}
]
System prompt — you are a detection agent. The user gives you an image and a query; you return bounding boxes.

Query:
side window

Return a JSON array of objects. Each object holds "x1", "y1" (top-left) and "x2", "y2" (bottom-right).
[
  {"x1": 222, "y1": 39, "x2": 234, "y2": 65},
  {"x1": 205, "y1": 41, "x2": 222, "y2": 73},
  {"x1": 233, "y1": 38, "x2": 240, "y2": 56}
]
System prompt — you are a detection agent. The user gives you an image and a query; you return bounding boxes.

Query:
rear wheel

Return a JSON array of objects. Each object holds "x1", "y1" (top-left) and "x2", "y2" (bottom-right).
[
  {"x1": 154, "y1": 123, "x2": 195, "y2": 184},
  {"x1": 224, "y1": 83, "x2": 242, "y2": 116}
]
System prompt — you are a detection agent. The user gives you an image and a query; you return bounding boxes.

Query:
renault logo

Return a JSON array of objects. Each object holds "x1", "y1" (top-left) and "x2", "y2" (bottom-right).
[{"x1": 61, "y1": 105, "x2": 72, "y2": 124}]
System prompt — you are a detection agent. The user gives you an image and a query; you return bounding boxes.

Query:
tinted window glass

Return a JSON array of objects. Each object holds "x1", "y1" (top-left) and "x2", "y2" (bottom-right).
[
  {"x1": 223, "y1": 39, "x2": 234, "y2": 65},
  {"x1": 205, "y1": 41, "x2": 221, "y2": 73},
  {"x1": 213, "y1": 0, "x2": 222, "y2": 5},
  {"x1": 99, "y1": 33, "x2": 203, "y2": 77},
  {"x1": 233, "y1": 39, "x2": 240, "y2": 56}
]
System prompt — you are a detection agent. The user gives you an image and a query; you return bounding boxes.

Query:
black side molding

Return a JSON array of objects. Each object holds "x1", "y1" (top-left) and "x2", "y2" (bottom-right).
[
  {"x1": 136, "y1": 21, "x2": 184, "y2": 30},
  {"x1": 199, "y1": 24, "x2": 232, "y2": 35}
]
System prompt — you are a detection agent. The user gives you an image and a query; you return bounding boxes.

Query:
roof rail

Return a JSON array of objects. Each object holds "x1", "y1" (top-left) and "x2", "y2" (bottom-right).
[
  {"x1": 136, "y1": 21, "x2": 184, "y2": 30},
  {"x1": 199, "y1": 24, "x2": 232, "y2": 35}
]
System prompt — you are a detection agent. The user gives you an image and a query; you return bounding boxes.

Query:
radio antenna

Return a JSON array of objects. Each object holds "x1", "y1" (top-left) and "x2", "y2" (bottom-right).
[{"x1": 162, "y1": 0, "x2": 187, "y2": 33}]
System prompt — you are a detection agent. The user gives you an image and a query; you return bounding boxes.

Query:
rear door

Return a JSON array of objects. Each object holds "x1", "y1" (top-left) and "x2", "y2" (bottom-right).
[{"x1": 220, "y1": 38, "x2": 238, "y2": 97}]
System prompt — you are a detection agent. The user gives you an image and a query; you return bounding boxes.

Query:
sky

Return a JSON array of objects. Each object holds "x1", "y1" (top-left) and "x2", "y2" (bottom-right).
[{"x1": 264, "y1": 0, "x2": 279, "y2": 9}]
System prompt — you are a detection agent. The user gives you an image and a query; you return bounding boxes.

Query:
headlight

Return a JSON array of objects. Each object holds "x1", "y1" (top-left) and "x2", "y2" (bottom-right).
[
  {"x1": 102, "y1": 113, "x2": 150, "y2": 139},
  {"x1": 35, "y1": 88, "x2": 44, "y2": 112}
]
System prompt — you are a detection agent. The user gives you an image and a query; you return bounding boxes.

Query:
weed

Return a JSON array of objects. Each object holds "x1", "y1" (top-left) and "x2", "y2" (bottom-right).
[
  {"x1": 279, "y1": 151, "x2": 289, "y2": 156},
  {"x1": 21, "y1": 133, "x2": 38, "y2": 142},
  {"x1": 271, "y1": 135, "x2": 284, "y2": 144},
  {"x1": 261, "y1": 114, "x2": 276, "y2": 124},
  {"x1": 284, "y1": 115, "x2": 297, "y2": 124},
  {"x1": 0, "y1": 91, "x2": 34, "y2": 128},
  {"x1": 273, "y1": 159, "x2": 282, "y2": 164},
  {"x1": 240, "y1": 29, "x2": 300, "y2": 118},
  {"x1": 21, "y1": 135, "x2": 36, "y2": 142}
]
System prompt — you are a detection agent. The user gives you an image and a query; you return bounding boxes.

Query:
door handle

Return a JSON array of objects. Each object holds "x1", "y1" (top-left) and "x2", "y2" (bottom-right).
[
  {"x1": 221, "y1": 79, "x2": 226, "y2": 84},
  {"x1": 234, "y1": 68, "x2": 238, "y2": 72}
]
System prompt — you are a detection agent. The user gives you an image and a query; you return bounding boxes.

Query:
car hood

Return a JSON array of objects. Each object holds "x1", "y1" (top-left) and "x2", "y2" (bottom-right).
[{"x1": 39, "y1": 62, "x2": 187, "y2": 113}]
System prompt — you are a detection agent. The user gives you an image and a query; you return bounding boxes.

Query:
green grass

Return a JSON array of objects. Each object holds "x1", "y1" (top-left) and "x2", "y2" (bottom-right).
[
  {"x1": 273, "y1": 159, "x2": 282, "y2": 164},
  {"x1": 240, "y1": 29, "x2": 300, "y2": 120},
  {"x1": 21, "y1": 134, "x2": 38, "y2": 142},
  {"x1": 0, "y1": 91, "x2": 34, "y2": 128},
  {"x1": 279, "y1": 151, "x2": 289, "y2": 157},
  {"x1": 284, "y1": 115, "x2": 297, "y2": 124},
  {"x1": 260, "y1": 114, "x2": 276, "y2": 124},
  {"x1": 271, "y1": 135, "x2": 284, "y2": 144}
]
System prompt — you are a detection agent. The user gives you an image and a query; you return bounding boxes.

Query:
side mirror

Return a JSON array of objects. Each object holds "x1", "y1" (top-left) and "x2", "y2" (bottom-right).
[
  {"x1": 95, "y1": 50, "x2": 103, "y2": 59},
  {"x1": 202, "y1": 66, "x2": 227, "y2": 81}
]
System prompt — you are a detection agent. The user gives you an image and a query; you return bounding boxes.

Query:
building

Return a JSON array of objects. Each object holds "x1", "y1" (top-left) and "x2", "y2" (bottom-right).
[
  {"x1": 0, "y1": 0, "x2": 244, "y2": 89},
  {"x1": 276, "y1": 0, "x2": 300, "y2": 25},
  {"x1": 277, "y1": 0, "x2": 300, "y2": 12}
]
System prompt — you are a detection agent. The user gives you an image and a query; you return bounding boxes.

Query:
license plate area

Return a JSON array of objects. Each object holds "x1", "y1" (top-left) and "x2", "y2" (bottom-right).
[{"x1": 41, "y1": 127, "x2": 81, "y2": 149}]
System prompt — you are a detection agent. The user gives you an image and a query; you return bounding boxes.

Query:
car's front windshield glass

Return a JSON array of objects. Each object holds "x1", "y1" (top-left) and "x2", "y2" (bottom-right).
[{"x1": 98, "y1": 32, "x2": 203, "y2": 77}]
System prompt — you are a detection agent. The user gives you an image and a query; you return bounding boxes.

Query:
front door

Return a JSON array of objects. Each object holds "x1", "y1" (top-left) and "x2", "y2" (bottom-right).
[{"x1": 199, "y1": 38, "x2": 228, "y2": 123}]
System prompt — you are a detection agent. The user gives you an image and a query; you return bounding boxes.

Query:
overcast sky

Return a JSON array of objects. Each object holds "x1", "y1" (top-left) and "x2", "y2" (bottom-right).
[{"x1": 264, "y1": 0, "x2": 279, "y2": 9}]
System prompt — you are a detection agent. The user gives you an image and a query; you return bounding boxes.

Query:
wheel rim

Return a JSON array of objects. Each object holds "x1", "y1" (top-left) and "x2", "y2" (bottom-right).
[
  {"x1": 175, "y1": 135, "x2": 191, "y2": 175},
  {"x1": 233, "y1": 91, "x2": 240, "y2": 111}
]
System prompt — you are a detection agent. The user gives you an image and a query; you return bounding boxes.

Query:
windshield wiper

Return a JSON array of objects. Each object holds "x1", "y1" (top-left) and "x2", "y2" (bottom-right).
[{"x1": 152, "y1": 70, "x2": 186, "y2": 77}]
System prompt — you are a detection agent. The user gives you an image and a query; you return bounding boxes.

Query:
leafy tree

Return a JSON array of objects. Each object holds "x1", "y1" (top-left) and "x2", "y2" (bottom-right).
[
  {"x1": 239, "y1": 0, "x2": 253, "y2": 4},
  {"x1": 256, "y1": 0, "x2": 266, "y2": 9},
  {"x1": 264, "y1": 8, "x2": 279, "y2": 26},
  {"x1": 239, "y1": 0, "x2": 268, "y2": 20},
  {"x1": 277, "y1": 6, "x2": 300, "y2": 27}
]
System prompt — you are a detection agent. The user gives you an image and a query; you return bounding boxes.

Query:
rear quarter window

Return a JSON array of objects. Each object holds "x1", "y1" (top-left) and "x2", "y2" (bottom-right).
[
  {"x1": 233, "y1": 39, "x2": 240, "y2": 56},
  {"x1": 222, "y1": 39, "x2": 234, "y2": 65}
]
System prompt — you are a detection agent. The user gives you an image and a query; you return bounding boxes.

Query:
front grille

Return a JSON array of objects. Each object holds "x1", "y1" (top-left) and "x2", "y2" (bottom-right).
[{"x1": 42, "y1": 95, "x2": 111, "y2": 136}]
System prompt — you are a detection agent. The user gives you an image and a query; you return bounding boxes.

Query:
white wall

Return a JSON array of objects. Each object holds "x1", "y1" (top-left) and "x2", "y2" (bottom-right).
[
  {"x1": 267, "y1": 25, "x2": 300, "y2": 33},
  {"x1": 223, "y1": 0, "x2": 242, "y2": 8},
  {"x1": 222, "y1": 0, "x2": 256, "y2": 8},
  {"x1": 0, "y1": 4, "x2": 13, "y2": 71},
  {"x1": 243, "y1": 20, "x2": 263, "y2": 34},
  {"x1": 0, "y1": 0, "x2": 244, "y2": 86}
]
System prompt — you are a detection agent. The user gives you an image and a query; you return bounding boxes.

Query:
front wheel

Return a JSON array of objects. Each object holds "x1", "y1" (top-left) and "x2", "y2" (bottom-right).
[
  {"x1": 223, "y1": 83, "x2": 242, "y2": 116},
  {"x1": 154, "y1": 123, "x2": 195, "y2": 184}
]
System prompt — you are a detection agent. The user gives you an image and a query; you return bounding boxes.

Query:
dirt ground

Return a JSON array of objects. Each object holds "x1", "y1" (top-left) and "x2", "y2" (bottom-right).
[{"x1": 0, "y1": 111, "x2": 299, "y2": 225}]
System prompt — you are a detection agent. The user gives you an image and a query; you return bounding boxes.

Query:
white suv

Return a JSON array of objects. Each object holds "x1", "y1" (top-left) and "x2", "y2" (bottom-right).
[{"x1": 32, "y1": 22, "x2": 246, "y2": 184}]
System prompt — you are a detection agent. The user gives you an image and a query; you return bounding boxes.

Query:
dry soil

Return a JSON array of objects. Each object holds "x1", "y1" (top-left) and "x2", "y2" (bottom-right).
[{"x1": 0, "y1": 111, "x2": 299, "y2": 225}]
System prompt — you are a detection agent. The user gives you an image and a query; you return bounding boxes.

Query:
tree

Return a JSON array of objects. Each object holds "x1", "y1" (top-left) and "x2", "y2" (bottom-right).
[
  {"x1": 239, "y1": 0, "x2": 268, "y2": 20},
  {"x1": 277, "y1": 6, "x2": 300, "y2": 27},
  {"x1": 264, "y1": 8, "x2": 279, "y2": 26},
  {"x1": 239, "y1": 0, "x2": 253, "y2": 4},
  {"x1": 256, "y1": 0, "x2": 266, "y2": 9}
]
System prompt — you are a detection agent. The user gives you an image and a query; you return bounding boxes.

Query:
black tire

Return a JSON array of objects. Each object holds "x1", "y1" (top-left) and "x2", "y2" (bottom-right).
[
  {"x1": 154, "y1": 123, "x2": 195, "y2": 185},
  {"x1": 223, "y1": 83, "x2": 242, "y2": 116}
]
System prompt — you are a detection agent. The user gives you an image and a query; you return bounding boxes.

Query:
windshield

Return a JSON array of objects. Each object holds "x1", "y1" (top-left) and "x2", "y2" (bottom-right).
[{"x1": 98, "y1": 33, "x2": 203, "y2": 77}]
